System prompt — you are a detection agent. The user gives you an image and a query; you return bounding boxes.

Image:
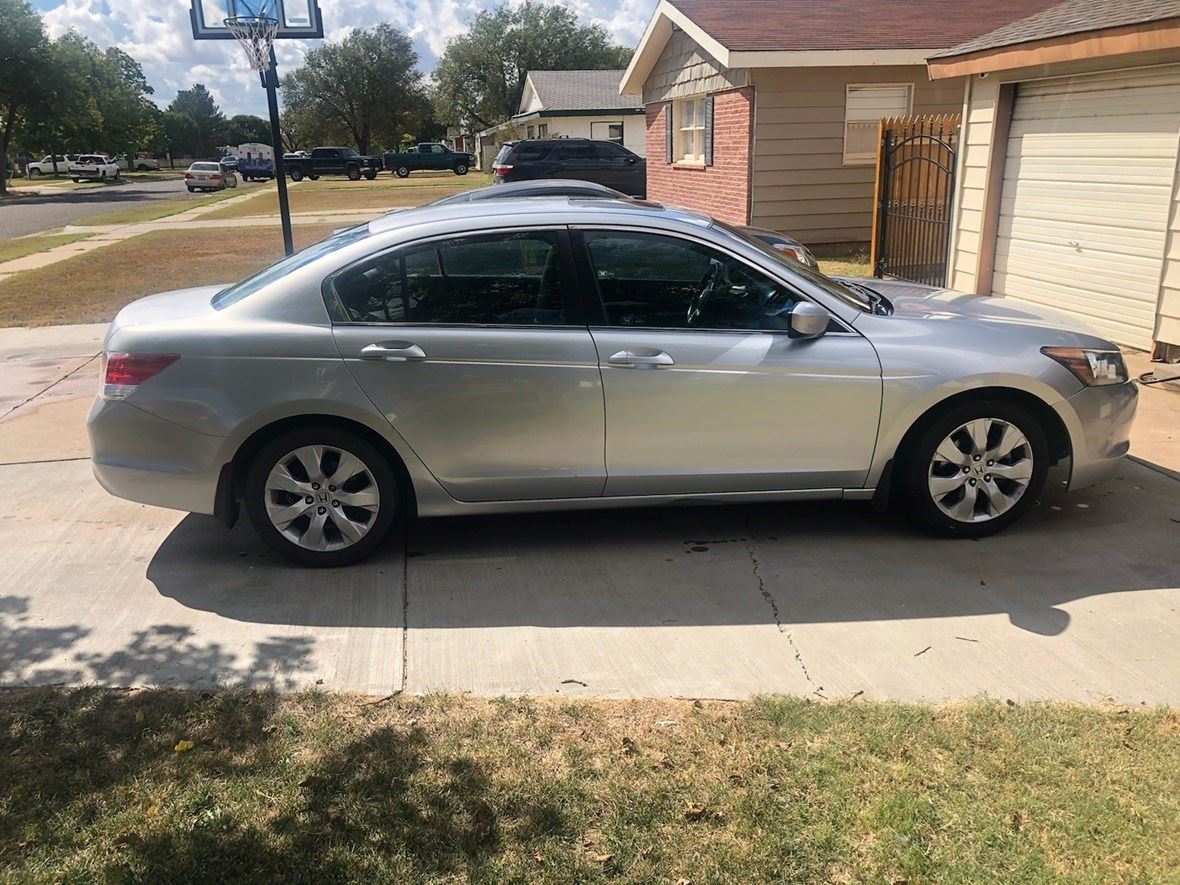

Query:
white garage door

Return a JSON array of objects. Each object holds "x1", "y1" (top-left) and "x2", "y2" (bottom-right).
[{"x1": 993, "y1": 66, "x2": 1180, "y2": 349}]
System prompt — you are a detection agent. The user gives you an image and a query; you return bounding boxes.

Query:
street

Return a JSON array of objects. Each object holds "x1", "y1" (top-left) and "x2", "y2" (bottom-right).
[{"x1": 0, "y1": 177, "x2": 201, "y2": 238}]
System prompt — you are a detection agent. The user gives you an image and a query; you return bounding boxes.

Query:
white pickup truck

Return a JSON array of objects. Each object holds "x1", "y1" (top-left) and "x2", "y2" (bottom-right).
[
  {"x1": 27, "y1": 154, "x2": 77, "y2": 176},
  {"x1": 115, "y1": 154, "x2": 160, "y2": 171},
  {"x1": 68, "y1": 155, "x2": 120, "y2": 182}
]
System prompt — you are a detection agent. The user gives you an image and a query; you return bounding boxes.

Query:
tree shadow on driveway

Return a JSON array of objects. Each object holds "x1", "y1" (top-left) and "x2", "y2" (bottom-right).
[{"x1": 145, "y1": 462, "x2": 1180, "y2": 639}]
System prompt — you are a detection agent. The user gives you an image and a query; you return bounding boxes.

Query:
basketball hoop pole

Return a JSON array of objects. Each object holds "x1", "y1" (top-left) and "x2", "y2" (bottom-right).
[{"x1": 263, "y1": 46, "x2": 294, "y2": 255}]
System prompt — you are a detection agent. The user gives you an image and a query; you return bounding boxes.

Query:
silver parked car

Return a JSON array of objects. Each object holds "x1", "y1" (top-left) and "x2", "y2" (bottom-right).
[
  {"x1": 185, "y1": 161, "x2": 237, "y2": 192},
  {"x1": 88, "y1": 198, "x2": 1137, "y2": 566}
]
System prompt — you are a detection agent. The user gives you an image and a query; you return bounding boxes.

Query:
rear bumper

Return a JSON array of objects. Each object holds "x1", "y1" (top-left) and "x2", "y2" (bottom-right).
[
  {"x1": 87, "y1": 397, "x2": 232, "y2": 516},
  {"x1": 1054, "y1": 380, "x2": 1138, "y2": 491}
]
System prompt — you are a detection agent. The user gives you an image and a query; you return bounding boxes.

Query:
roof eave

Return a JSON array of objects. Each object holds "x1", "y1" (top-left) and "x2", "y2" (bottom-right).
[
  {"x1": 620, "y1": 0, "x2": 734, "y2": 94},
  {"x1": 927, "y1": 16, "x2": 1180, "y2": 79}
]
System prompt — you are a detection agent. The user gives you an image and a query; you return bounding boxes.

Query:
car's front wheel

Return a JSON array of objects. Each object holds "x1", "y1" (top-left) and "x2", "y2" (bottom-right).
[
  {"x1": 364, "y1": 169, "x2": 377, "y2": 180},
  {"x1": 245, "y1": 426, "x2": 400, "y2": 567},
  {"x1": 29, "y1": 168, "x2": 41, "y2": 176},
  {"x1": 346, "y1": 166, "x2": 361, "y2": 181},
  {"x1": 395, "y1": 166, "x2": 410, "y2": 178},
  {"x1": 904, "y1": 401, "x2": 1048, "y2": 538},
  {"x1": 289, "y1": 167, "x2": 303, "y2": 181},
  {"x1": 454, "y1": 163, "x2": 468, "y2": 175}
]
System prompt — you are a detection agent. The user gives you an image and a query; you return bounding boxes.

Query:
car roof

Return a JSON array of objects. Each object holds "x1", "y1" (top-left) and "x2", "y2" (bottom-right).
[
  {"x1": 368, "y1": 196, "x2": 711, "y2": 237},
  {"x1": 430, "y1": 179, "x2": 626, "y2": 205}
]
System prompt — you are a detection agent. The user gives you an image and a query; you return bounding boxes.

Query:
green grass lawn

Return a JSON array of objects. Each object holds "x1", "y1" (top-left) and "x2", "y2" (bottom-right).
[
  {"x1": 1, "y1": 690, "x2": 1176, "y2": 882},
  {"x1": 0, "y1": 232, "x2": 93, "y2": 264},
  {"x1": 814, "y1": 244, "x2": 871, "y2": 278}
]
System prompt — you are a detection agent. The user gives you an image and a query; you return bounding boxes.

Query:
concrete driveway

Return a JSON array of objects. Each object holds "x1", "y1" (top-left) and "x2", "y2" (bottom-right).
[{"x1": 2, "y1": 324, "x2": 1178, "y2": 702}]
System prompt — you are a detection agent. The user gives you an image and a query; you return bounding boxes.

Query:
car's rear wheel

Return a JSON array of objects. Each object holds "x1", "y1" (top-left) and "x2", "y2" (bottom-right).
[
  {"x1": 395, "y1": 166, "x2": 410, "y2": 178},
  {"x1": 364, "y1": 169, "x2": 377, "y2": 180},
  {"x1": 289, "y1": 167, "x2": 303, "y2": 181},
  {"x1": 29, "y1": 168, "x2": 41, "y2": 176},
  {"x1": 245, "y1": 426, "x2": 400, "y2": 567},
  {"x1": 454, "y1": 163, "x2": 468, "y2": 175},
  {"x1": 904, "y1": 401, "x2": 1048, "y2": 538},
  {"x1": 346, "y1": 166, "x2": 361, "y2": 181}
]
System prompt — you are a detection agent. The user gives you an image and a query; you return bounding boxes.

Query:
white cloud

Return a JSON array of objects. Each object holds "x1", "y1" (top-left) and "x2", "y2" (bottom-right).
[{"x1": 37, "y1": 0, "x2": 656, "y2": 116}]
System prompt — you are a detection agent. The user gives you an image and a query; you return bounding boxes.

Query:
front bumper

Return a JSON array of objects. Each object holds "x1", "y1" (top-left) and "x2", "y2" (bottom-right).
[
  {"x1": 1053, "y1": 380, "x2": 1138, "y2": 491},
  {"x1": 87, "y1": 397, "x2": 233, "y2": 516}
]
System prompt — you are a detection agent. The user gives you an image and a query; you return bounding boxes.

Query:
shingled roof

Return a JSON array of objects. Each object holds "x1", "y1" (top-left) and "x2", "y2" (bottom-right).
[
  {"x1": 665, "y1": 0, "x2": 1061, "y2": 52},
  {"x1": 931, "y1": 0, "x2": 1180, "y2": 59},
  {"x1": 518, "y1": 70, "x2": 642, "y2": 115}
]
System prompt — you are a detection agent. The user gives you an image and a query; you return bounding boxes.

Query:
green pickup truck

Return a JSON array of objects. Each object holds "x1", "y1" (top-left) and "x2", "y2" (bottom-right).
[{"x1": 382, "y1": 143, "x2": 475, "y2": 177}]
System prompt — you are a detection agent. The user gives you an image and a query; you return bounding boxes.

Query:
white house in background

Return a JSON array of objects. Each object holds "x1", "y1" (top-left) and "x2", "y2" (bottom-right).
[
  {"x1": 475, "y1": 69, "x2": 645, "y2": 169},
  {"x1": 222, "y1": 142, "x2": 274, "y2": 162}
]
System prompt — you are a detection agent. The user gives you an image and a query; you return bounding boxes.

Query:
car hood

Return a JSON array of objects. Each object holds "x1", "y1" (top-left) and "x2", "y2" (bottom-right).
[
  {"x1": 111, "y1": 284, "x2": 225, "y2": 329},
  {"x1": 844, "y1": 277, "x2": 1109, "y2": 340}
]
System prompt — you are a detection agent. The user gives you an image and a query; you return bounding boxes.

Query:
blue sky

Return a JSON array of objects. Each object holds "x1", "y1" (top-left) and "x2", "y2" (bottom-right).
[{"x1": 30, "y1": 0, "x2": 654, "y2": 117}]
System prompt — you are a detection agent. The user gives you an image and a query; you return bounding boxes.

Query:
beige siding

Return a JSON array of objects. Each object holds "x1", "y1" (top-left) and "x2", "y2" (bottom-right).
[
  {"x1": 946, "y1": 75, "x2": 1000, "y2": 293},
  {"x1": 1160, "y1": 198, "x2": 1180, "y2": 346},
  {"x1": 642, "y1": 29, "x2": 747, "y2": 105},
  {"x1": 750, "y1": 66, "x2": 963, "y2": 244}
]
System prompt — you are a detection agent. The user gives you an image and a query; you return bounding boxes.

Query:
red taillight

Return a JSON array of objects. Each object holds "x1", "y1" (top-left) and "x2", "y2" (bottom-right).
[
  {"x1": 492, "y1": 164, "x2": 513, "y2": 176},
  {"x1": 184, "y1": 171, "x2": 193, "y2": 178},
  {"x1": 102, "y1": 352, "x2": 179, "y2": 398},
  {"x1": 210, "y1": 173, "x2": 221, "y2": 180}
]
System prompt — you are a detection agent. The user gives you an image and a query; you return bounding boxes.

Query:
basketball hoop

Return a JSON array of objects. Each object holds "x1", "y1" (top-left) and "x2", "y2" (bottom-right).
[{"x1": 224, "y1": 14, "x2": 279, "y2": 71}]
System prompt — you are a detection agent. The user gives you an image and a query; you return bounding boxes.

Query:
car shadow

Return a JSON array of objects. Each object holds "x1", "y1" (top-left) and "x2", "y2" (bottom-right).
[{"x1": 147, "y1": 461, "x2": 1180, "y2": 638}]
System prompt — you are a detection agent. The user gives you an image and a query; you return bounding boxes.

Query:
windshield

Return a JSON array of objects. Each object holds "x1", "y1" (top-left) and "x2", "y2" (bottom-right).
[
  {"x1": 712, "y1": 220, "x2": 872, "y2": 312},
  {"x1": 211, "y1": 225, "x2": 373, "y2": 309}
]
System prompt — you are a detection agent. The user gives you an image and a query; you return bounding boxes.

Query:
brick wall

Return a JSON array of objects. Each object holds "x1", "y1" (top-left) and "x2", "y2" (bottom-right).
[{"x1": 645, "y1": 87, "x2": 754, "y2": 226}]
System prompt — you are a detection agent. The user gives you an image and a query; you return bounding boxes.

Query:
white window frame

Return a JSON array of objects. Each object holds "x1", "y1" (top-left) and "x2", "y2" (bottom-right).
[
  {"x1": 590, "y1": 120, "x2": 624, "y2": 145},
  {"x1": 843, "y1": 83, "x2": 913, "y2": 166},
  {"x1": 673, "y1": 96, "x2": 707, "y2": 164},
  {"x1": 537, "y1": 123, "x2": 549, "y2": 138}
]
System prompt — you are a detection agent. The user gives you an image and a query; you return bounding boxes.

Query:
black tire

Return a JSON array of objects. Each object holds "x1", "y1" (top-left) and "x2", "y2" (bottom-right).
[
  {"x1": 395, "y1": 166, "x2": 410, "y2": 178},
  {"x1": 137, "y1": 163, "x2": 149, "y2": 171},
  {"x1": 187, "y1": 186, "x2": 195, "y2": 192},
  {"x1": 363, "y1": 169, "x2": 377, "y2": 180},
  {"x1": 346, "y1": 165, "x2": 361, "y2": 181},
  {"x1": 244, "y1": 425, "x2": 401, "y2": 567},
  {"x1": 289, "y1": 167, "x2": 304, "y2": 182},
  {"x1": 29, "y1": 168, "x2": 41, "y2": 177},
  {"x1": 310, "y1": 174, "x2": 320, "y2": 180},
  {"x1": 903, "y1": 399, "x2": 1049, "y2": 538},
  {"x1": 454, "y1": 163, "x2": 468, "y2": 175},
  {"x1": 72, "y1": 178, "x2": 80, "y2": 183}
]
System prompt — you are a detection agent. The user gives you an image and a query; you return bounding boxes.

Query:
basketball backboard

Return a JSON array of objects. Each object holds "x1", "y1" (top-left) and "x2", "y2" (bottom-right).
[{"x1": 190, "y1": 0, "x2": 323, "y2": 40}]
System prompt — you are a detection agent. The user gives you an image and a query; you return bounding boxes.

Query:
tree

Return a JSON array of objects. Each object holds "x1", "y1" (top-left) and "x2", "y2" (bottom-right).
[
  {"x1": 167, "y1": 84, "x2": 227, "y2": 157},
  {"x1": 280, "y1": 23, "x2": 425, "y2": 154},
  {"x1": 0, "y1": 0, "x2": 49, "y2": 194},
  {"x1": 161, "y1": 109, "x2": 201, "y2": 161},
  {"x1": 225, "y1": 114, "x2": 270, "y2": 146},
  {"x1": 431, "y1": 1, "x2": 633, "y2": 133}
]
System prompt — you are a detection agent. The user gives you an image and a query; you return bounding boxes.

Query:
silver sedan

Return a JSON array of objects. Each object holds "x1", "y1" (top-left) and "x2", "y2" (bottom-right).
[{"x1": 88, "y1": 198, "x2": 1137, "y2": 566}]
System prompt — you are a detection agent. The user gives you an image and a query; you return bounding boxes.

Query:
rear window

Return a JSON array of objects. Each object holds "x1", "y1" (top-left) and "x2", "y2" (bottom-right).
[
  {"x1": 191, "y1": 162, "x2": 219, "y2": 171},
  {"x1": 510, "y1": 143, "x2": 552, "y2": 162},
  {"x1": 211, "y1": 225, "x2": 372, "y2": 310}
]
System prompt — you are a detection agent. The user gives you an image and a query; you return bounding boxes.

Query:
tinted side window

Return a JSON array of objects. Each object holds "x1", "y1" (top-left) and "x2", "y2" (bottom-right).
[
  {"x1": 556, "y1": 143, "x2": 595, "y2": 160},
  {"x1": 334, "y1": 231, "x2": 569, "y2": 326},
  {"x1": 511, "y1": 143, "x2": 551, "y2": 162},
  {"x1": 584, "y1": 232, "x2": 800, "y2": 331},
  {"x1": 595, "y1": 142, "x2": 630, "y2": 160}
]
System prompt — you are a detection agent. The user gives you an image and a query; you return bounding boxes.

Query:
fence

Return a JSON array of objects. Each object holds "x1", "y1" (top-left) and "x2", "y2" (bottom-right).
[{"x1": 870, "y1": 114, "x2": 961, "y2": 287}]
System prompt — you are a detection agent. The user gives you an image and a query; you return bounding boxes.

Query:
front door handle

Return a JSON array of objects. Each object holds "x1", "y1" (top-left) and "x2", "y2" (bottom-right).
[
  {"x1": 607, "y1": 349, "x2": 675, "y2": 368},
  {"x1": 359, "y1": 342, "x2": 427, "y2": 362}
]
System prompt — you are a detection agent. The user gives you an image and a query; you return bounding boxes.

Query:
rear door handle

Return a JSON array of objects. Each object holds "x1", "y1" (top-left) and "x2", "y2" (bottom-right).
[
  {"x1": 359, "y1": 342, "x2": 427, "y2": 362},
  {"x1": 607, "y1": 349, "x2": 675, "y2": 368}
]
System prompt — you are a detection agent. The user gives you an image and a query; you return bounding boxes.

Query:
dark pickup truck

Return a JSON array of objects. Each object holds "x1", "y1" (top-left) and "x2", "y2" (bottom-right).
[
  {"x1": 285, "y1": 146, "x2": 382, "y2": 182},
  {"x1": 383, "y1": 143, "x2": 475, "y2": 177}
]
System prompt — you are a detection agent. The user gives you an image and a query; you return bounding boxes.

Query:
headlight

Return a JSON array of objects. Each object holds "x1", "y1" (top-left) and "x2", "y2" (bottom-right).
[{"x1": 1041, "y1": 346, "x2": 1128, "y2": 386}]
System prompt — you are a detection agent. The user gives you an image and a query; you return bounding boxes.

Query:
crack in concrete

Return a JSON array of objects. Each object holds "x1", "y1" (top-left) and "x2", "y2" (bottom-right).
[
  {"x1": 0, "y1": 352, "x2": 99, "y2": 421},
  {"x1": 744, "y1": 513, "x2": 814, "y2": 686}
]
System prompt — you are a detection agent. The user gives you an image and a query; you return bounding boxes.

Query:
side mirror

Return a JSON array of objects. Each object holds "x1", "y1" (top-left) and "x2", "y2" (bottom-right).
[{"x1": 788, "y1": 301, "x2": 830, "y2": 339}]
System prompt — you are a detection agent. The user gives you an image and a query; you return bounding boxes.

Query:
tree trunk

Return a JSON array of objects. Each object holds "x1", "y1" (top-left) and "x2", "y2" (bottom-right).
[{"x1": 0, "y1": 102, "x2": 17, "y2": 196}]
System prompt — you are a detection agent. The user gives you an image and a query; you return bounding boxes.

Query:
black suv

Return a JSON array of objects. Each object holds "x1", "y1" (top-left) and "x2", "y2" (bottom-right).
[{"x1": 492, "y1": 139, "x2": 646, "y2": 197}]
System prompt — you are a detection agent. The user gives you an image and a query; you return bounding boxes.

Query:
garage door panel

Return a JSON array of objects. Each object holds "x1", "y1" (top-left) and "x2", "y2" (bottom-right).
[{"x1": 992, "y1": 66, "x2": 1179, "y2": 349}]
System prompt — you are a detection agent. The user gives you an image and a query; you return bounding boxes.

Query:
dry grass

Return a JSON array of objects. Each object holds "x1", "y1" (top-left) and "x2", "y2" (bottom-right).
[
  {"x1": 814, "y1": 243, "x2": 871, "y2": 278},
  {"x1": 0, "y1": 232, "x2": 93, "y2": 264},
  {"x1": 74, "y1": 187, "x2": 246, "y2": 227},
  {"x1": 0, "y1": 689, "x2": 1176, "y2": 883},
  {"x1": 203, "y1": 173, "x2": 491, "y2": 220},
  {"x1": 0, "y1": 225, "x2": 340, "y2": 327}
]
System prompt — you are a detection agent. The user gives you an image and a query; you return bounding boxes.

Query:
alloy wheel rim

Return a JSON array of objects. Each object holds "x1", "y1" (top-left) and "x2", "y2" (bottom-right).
[
  {"x1": 264, "y1": 445, "x2": 380, "y2": 551},
  {"x1": 928, "y1": 418, "x2": 1033, "y2": 523}
]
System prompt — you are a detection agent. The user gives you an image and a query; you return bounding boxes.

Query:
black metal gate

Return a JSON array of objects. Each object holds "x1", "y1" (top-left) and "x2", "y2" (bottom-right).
[{"x1": 872, "y1": 115, "x2": 960, "y2": 287}]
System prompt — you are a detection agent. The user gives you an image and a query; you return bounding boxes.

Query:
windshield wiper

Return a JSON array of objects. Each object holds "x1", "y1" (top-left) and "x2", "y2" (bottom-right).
[{"x1": 841, "y1": 280, "x2": 890, "y2": 315}]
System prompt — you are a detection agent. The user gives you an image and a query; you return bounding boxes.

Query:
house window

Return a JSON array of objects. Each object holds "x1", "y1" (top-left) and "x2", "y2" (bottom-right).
[
  {"x1": 537, "y1": 123, "x2": 549, "y2": 138},
  {"x1": 590, "y1": 120, "x2": 624, "y2": 145},
  {"x1": 674, "y1": 97, "x2": 707, "y2": 163},
  {"x1": 527, "y1": 125, "x2": 536, "y2": 139},
  {"x1": 844, "y1": 84, "x2": 912, "y2": 165}
]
